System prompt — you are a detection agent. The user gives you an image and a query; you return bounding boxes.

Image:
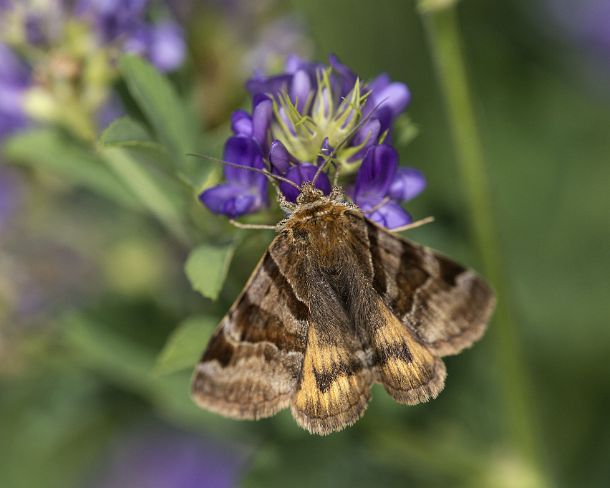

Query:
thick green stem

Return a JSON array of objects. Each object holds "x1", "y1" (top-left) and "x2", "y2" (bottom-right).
[{"x1": 417, "y1": 1, "x2": 547, "y2": 482}]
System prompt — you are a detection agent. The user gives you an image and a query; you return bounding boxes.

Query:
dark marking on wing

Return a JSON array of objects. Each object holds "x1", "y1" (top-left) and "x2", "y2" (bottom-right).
[{"x1": 262, "y1": 253, "x2": 309, "y2": 321}]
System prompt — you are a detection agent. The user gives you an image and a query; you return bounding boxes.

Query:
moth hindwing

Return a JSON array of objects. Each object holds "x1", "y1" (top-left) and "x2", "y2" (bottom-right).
[{"x1": 191, "y1": 189, "x2": 496, "y2": 435}]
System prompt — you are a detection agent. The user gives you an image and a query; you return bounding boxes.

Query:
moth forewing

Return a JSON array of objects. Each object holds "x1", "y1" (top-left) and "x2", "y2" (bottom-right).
[
  {"x1": 361, "y1": 215, "x2": 496, "y2": 357},
  {"x1": 191, "y1": 189, "x2": 496, "y2": 435}
]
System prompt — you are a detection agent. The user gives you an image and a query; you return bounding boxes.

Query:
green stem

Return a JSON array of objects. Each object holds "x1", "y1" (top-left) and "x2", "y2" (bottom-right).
[{"x1": 417, "y1": 1, "x2": 547, "y2": 482}]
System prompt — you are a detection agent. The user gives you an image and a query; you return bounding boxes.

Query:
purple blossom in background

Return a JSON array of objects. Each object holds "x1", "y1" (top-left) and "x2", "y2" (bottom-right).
[
  {"x1": 245, "y1": 16, "x2": 314, "y2": 76},
  {"x1": 75, "y1": 0, "x2": 186, "y2": 72},
  {"x1": 0, "y1": 0, "x2": 186, "y2": 140},
  {"x1": 75, "y1": 0, "x2": 148, "y2": 42},
  {"x1": 200, "y1": 54, "x2": 426, "y2": 228},
  {"x1": 148, "y1": 21, "x2": 186, "y2": 72},
  {"x1": 545, "y1": 0, "x2": 610, "y2": 56},
  {"x1": 90, "y1": 425, "x2": 246, "y2": 488},
  {"x1": 0, "y1": 43, "x2": 31, "y2": 141},
  {"x1": 1, "y1": 0, "x2": 185, "y2": 75}
]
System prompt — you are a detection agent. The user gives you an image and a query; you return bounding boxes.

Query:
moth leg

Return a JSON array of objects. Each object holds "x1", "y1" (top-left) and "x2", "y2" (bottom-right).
[
  {"x1": 228, "y1": 219, "x2": 276, "y2": 230},
  {"x1": 276, "y1": 193, "x2": 297, "y2": 214},
  {"x1": 363, "y1": 196, "x2": 391, "y2": 215}
]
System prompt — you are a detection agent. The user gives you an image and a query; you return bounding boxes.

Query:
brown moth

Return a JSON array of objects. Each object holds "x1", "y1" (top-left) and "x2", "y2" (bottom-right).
[{"x1": 191, "y1": 184, "x2": 495, "y2": 435}]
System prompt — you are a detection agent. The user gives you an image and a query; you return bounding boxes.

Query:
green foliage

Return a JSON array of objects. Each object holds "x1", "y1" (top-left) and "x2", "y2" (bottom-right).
[
  {"x1": 2, "y1": 128, "x2": 140, "y2": 209},
  {"x1": 98, "y1": 116, "x2": 166, "y2": 153},
  {"x1": 185, "y1": 241, "x2": 240, "y2": 300},
  {"x1": 154, "y1": 315, "x2": 217, "y2": 375},
  {"x1": 119, "y1": 55, "x2": 207, "y2": 188}
]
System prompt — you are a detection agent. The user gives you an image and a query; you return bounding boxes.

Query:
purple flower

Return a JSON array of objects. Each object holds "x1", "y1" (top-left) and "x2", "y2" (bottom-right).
[
  {"x1": 0, "y1": 43, "x2": 31, "y2": 141},
  {"x1": 89, "y1": 425, "x2": 246, "y2": 488},
  {"x1": 75, "y1": 0, "x2": 185, "y2": 72},
  {"x1": 76, "y1": 0, "x2": 148, "y2": 42},
  {"x1": 351, "y1": 144, "x2": 426, "y2": 229},
  {"x1": 268, "y1": 139, "x2": 332, "y2": 203},
  {"x1": 278, "y1": 162, "x2": 332, "y2": 203},
  {"x1": 199, "y1": 54, "x2": 424, "y2": 228},
  {"x1": 199, "y1": 136, "x2": 269, "y2": 218},
  {"x1": 545, "y1": 0, "x2": 610, "y2": 56},
  {"x1": 245, "y1": 16, "x2": 314, "y2": 78},
  {"x1": 124, "y1": 21, "x2": 186, "y2": 72}
]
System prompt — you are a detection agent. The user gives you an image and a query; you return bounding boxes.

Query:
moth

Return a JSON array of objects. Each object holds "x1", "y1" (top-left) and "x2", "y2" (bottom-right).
[{"x1": 191, "y1": 183, "x2": 496, "y2": 435}]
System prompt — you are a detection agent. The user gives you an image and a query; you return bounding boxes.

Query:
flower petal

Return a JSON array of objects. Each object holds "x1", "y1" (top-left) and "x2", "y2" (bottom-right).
[
  {"x1": 0, "y1": 45, "x2": 30, "y2": 140},
  {"x1": 329, "y1": 53, "x2": 357, "y2": 97},
  {"x1": 246, "y1": 73, "x2": 292, "y2": 97},
  {"x1": 269, "y1": 139, "x2": 296, "y2": 175},
  {"x1": 230, "y1": 110, "x2": 252, "y2": 136},
  {"x1": 290, "y1": 69, "x2": 312, "y2": 112},
  {"x1": 222, "y1": 136, "x2": 264, "y2": 187},
  {"x1": 388, "y1": 167, "x2": 426, "y2": 202},
  {"x1": 251, "y1": 98, "x2": 273, "y2": 150},
  {"x1": 0, "y1": 43, "x2": 30, "y2": 87},
  {"x1": 374, "y1": 81, "x2": 411, "y2": 117},
  {"x1": 365, "y1": 201, "x2": 412, "y2": 229},
  {"x1": 147, "y1": 21, "x2": 185, "y2": 72},
  {"x1": 349, "y1": 118, "x2": 381, "y2": 162},
  {"x1": 367, "y1": 73, "x2": 390, "y2": 95},
  {"x1": 353, "y1": 144, "x2": 398, "y2": 204},
  {"x1": 285, "y1": 54, "x2": 315, "y2": 74},
  {"x1": 279, "y1": 163, "x2": 331, "y2": 203},
  {"x1": 199, "y1": 184, "x2": 260, "y2": 218}
]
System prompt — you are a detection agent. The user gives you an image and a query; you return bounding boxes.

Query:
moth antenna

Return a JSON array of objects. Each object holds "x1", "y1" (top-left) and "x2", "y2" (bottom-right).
[
  {"x1": 228, "y1": 219, "x2": 276, "y2": 230},
  {"x1": 311, "y1": 95, "x2": 391, "y2": 187},
  {"x1": 389, "y1": 216, "x2": 435, "y2": 233},
  {"x1": 186, "y1": 153, "x2": 301, "y2": 190},
  {"x1": 332, "y1": 161, "x2": 341, "y2": 186}
]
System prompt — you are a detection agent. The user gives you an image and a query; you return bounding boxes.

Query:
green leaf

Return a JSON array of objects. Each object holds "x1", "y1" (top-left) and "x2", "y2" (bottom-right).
[
  {"x1": 2, "y1": 129, "x2": 140, "y2": 209},
  {"x1": 98, "y1": 116, "x2": 160, "y2": 150},
  {"x1": 185, "y1": 241, "x2": 238, "y2": 300},
  {"x1": 119, "y1": 55, "x2": 205, "y2": 187},
  {"x1": 154, "y1": 315, "x2": 217, "y2": 375},
  {"x1": 99, "y1": 146, "x2": 190, "y2": 243},
  {"x1": 99, "y1": 116, "x2": 181, "y2": 178}
]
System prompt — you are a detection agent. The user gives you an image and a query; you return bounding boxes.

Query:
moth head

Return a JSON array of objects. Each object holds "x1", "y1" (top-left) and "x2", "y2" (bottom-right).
[{"x1": 296, "y1": 183, "x2": 326, "y2": 205}]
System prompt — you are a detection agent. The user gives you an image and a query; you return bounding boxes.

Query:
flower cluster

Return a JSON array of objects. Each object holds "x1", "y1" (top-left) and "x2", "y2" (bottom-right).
[
  {"x1": 0, "y1": 0, "x2": 185, "y2": 141},
  {"x1": 200, "y1": 54, "x2": 426, "y2": 228}
]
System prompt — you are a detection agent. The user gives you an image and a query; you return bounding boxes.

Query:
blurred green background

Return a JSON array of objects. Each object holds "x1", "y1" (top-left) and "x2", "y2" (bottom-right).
[{"x1": 1, "y1": 0, "x2": 609, "y2": 487}]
